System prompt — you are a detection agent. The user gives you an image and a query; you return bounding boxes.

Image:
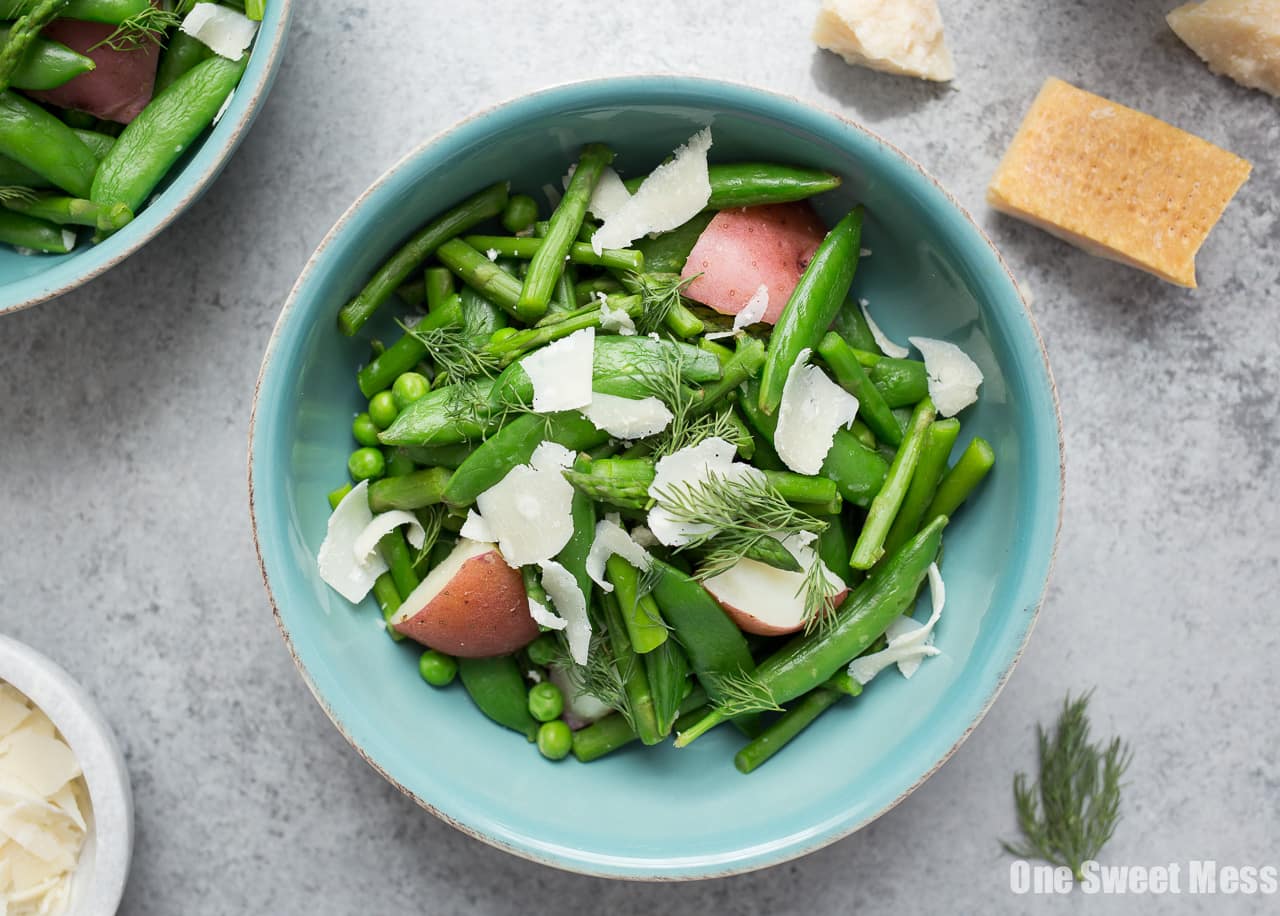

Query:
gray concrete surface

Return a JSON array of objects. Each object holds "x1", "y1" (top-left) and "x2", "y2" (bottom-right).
[{"x1": 2, "y1": 1, "x2": 1277, "y2": 913}]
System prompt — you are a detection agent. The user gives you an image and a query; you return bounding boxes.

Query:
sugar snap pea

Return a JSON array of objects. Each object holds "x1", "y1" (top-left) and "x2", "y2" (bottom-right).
[
  {"x1": 366, "y1": 466, "x2": 453, "y2": 512},
  {"x1": 154, "y1": 30, "x2": 214, "y2": 94},
  {"x1": 622, "y1": 163, "x2": 842, "y2": 209},
  {"x1": 457, "y1": 656, "x2": 538, "y2": 741},
  {"x1": 600, "y1": 590, "x2": 662, "y2": 746},
  {"x1": 0, "y1": 209, "x2": 74, "y2": 253},
  {"x1": 644, "y1": 638, "x2": 690, "y2": 738},
  {"x1": 0, "y1": 24, "x2": 94, "y2": 92},
  {"x1": 0, "y1": 0, "x2": 148, "y2": 22},
  {"x1": 2, "y1": 194, "x2": 131, "y2": 232},
  {"x1": 0, "y1": 0, "x2": 70, "y2": 92},
  {"x1": 0, "y1": 91, "x2": 97, "y2": 197},
  {"x1": 572, "y1": 686, "x2": 707, "y2": 762},
  {"x1": 605, "y1": 554, "x2": 668, "y2": 655}
]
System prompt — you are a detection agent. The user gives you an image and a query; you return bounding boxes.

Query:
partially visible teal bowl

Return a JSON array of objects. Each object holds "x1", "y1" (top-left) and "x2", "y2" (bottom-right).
[
  {"x1": 249, "y1": 77, "x2": 1063, "y2": 880},
  {"x1": 0, "y1": 0, "x2": 293, "y2": 316}
]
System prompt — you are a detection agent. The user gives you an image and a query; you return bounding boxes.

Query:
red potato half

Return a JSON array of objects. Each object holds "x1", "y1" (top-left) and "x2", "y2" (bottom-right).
[
  {"x1": 703, "y1": 558, "x2": 849, "y2": 636},
  {"x1": 27, "y1": 21, "x2": 160, "y2": 124},
  {"x1": 390, "y1": 539, "x2": 538, "y2": 657},
  {"x1": 680, "y1": 202, "x2": 827, "y2": 325}
]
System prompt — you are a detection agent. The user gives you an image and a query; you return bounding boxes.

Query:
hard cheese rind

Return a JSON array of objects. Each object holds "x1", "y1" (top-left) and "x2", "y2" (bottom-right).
[
  {"x1": 813, "y1": 0, "x2": 955, "y2": 82},
  {"x1": 987, "y1": 78, "x2": 1252, "y2": 288},
  {"x1": 1168, "y1": 0, "x2": 1280, "y2": 98}
]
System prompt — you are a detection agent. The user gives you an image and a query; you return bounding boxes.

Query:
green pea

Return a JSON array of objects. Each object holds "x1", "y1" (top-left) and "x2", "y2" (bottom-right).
[
  {"x1": 527, "y1": 682, "x2": 564, "y2": 722},
  {"x1": 418, "y1": 650, "x2": 458, "y2": 687},
  {"x1": 526, "y1": 634, "x2": 560, "y2": 667},
  {"x1": 348, "y1": 447, "x2": 386, "y2": 481},
  {"x1": 537, "y1": 720, "x2": 572, "y2": 760},
  {"x1": 352, "y1": 412, "x2": 381, "y2": 447},
  {"x1": 368, "y1": 391, "x2": 399, "y2": 430},
  {"x1": 489, "y1": 327, "x2": 519, "y2": 346},
  {"x1": 501, "y1": 194, "x2": 539, "y2": 233},
  {"x1": 392, "y1": 371, "x2": 431, "y2": 410}
]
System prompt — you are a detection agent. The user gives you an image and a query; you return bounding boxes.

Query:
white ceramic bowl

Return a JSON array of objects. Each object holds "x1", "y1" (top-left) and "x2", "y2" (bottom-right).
[{"x1": 0, "y1": 634, "x2": 132, "y2": 914}]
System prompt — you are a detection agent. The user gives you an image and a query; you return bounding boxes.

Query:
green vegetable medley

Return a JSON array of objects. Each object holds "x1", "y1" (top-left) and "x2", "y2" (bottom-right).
[
  {"x1": 320, "y1": 138, "x2": 996, "y2": 772},
  {"x1": 0, "y1": 0, "x2": 264, "y2": 254}
]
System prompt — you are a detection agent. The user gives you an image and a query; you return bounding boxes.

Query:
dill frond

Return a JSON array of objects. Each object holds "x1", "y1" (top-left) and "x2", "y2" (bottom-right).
[
  {"x1": 702, "y1": 669, "x2": 782, "y2": 718},
  {"x1": 88, "y1": 7, "x2": 183, "y2": 52},
  {"x1": 0, "y1": 186, "x2": 38, "y2": 205},
  {"x1": 402, "y1": 320, "x2": 503, "y2": 385}
]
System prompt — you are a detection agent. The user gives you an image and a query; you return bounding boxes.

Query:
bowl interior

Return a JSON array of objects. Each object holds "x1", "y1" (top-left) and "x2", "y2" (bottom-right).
[
  {"x1": 0, "y1": 0, "x2": 292, "y2": 315},
  {"x1": 251, "y1": 79, "x2": 1062, "y2": 879}
]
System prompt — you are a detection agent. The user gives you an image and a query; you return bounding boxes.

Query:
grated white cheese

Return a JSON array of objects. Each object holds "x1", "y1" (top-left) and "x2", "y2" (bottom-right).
[
  {"x1": 472, "y1": 442, "x2": 577, "y2": 566},
  {"x1": 704, "y1": 284, "x2": 769, "y2": 340},
  {"x1": 591, "y1": 128, "x2": 713, "y2": 254},
  {"x1": 908, "y1": 336, "x2": 984, "y2": 417},
  {"x1": 351, "y1": 510, "x2": 425, "y2": 567},
  {"x1": 597, "y1": 297, "x2": 637, "y2": 335},
  {"x1": 581, "y1": 393, "x2": 673, "y2": 439},
  {"x1": 849, "y1": 563, "x2": 946, "y2": 684},
  {"x1": 647, "y1": 437, "x2": 766, "y2": 546},
  {"x1": 317, "y1": 480, "x2": 388, "y2": 603},
  {"x1": 180, "y1": 3, "x2": 258, "y2": 60},
  {"x1": 860, "y1": 299, "x2": 909, "y2": 358},
  {"x1": 585, "y1": 517, "x2": 653, "y2": 593},
  {"x1": 485, "y1": 248, "x2": 499, "y2": 262},
  {"x1": 774, "y1": 349, "x2": 860, "y2": 475},
  {"x1": 527, "y1": 597, "x2": 568, "y2": 631},
  {"x1": 0, "y1": 682, "x2": 89, "y2": 916},
  {"x1": 520, "y1": 327, "x2": 595, "y2": 412},
  {"x1": 539, "y1": 560, "x2": 592, "y2": 665}
]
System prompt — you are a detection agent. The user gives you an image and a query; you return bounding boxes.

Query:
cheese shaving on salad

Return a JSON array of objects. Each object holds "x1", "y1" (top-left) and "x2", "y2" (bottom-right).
[
  {"x1": 582, "y1": 393, "x2": 673, "y2": 439},
  {"x1": 317, "y1": 480, "x2": 387, "y2": 603},
  {"x1": 908, "y1": 336, "x2": 984, "y2": 417},
  {"x1": 774, "y1": 349, "x2": 860, "y2": 475},
  {"x1": 705, "y1": 284, "x2": 769, "y2": 340},
  {"x1": 520, "y1": 328, "x2": 595, "y2": 412},
  {"x1": 539, "y1": 560, "x2": 592, "y2": 665},
  {"x1": 181, "y1": 3, "x2": 258, "y2": 60},
  {"x1": 849, "y1": 563, "x2": 946, "y2": 684},
  {"x1": 585, "y1": 517, "x2": 653, "y2": 593},
  {"x1": 470, "y1": 442, "x2": 577, "y2": 566},
  {"x1": 647, "y1": 437, "x2": 765, "y2": 546},
  {"x1": 860, "y1": 299, "x2": 909, "y2": 358}
]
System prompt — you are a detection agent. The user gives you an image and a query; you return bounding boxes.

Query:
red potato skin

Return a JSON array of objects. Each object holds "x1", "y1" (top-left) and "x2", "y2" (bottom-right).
[
  {"x1": 681, "y1": 202, "x2": 827, "y2": 325},
  {"x1": 392, "y1": 551, "x2": 537, "y2": 657},
  {"x1": 710, "y1": 585, "x2": 850, "y2": 637},
  {"x1": 27, "y1": 20, "x2": 160, "y2": 124}
]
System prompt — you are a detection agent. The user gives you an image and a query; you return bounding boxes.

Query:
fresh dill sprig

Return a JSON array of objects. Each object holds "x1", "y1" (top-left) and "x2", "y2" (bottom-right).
[
  {"x1": 88, "y1": 6, "x2": 184, "y2": 52},
  {"x1": 798, "y1": 553, "x2": 843, "y2": 636},
  {"x1": 628, "y1": 343, "x2": 740, "y2": 458},
  {"x1": 402, "y1": 320, "x2": 503, "y2": 385},
  {"x1": 410, "y1": 506, "x2": 444, "y2": 567},
  {"x1": 550, "y1": 631, "x2": 634, "y2": 728},
  {"x1": 702, "y1": 669, "x2": 782, "y2": 718},
  {"x1": 0, "y1": 186, "x2": 38, "y2": 205},
  {"x1": 1002, "y1": 692, "x2": 1132, "y2": 880},
  {"x1": 626, "y1": 271, "x2": 696, "y2": 336}
]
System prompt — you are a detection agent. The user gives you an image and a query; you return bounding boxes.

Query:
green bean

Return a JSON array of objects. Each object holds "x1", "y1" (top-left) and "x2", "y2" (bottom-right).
[
  {"x1": 71, "y1": 128, "x2": 114, "y2": 161},
  {"x1": 0, "y1": 209, "x2": 73, "y2": 252},
  {"x1": 676, "y1": 516, "x2": 945, "y2": 746},
  {"x1": 356, "y1": 294, "x2": 463, "y2": 399},
  {"x1": 424, "y1": 267, "x2": 455, "y2": 314},
  {"x1": 632, "y1": 211, "x2": 714, "y2": 274},
  {"x1": 831, "y1": 299, "x2": 881, "y2": 354},
  {"x1": 337, "y1": 183, "x2": 508, "y2": 336},
  {"x1": 463, "y1": 235, "x2": 643, "y2": 272},
  {"x1": 622, "y1": 163, "x2": 842, "y2": 210},
  {"x1": 600, "y1": 590, "x2": 662, "y2": 746},
  {"x1": 850, "y1": 397, "x2": 937, "y2": 570},
  {"x1": 2, "y1": 194, "x2": 132, "y2": 232},
  {"x1": 605, "y1": 555, "x2": 667, "y2": 655},
  {"x1": 923, "y1": 437, "x2": 995, "y2": 524},
  {"x1": 90, "y1": 55, "x2": 247, "y2": 213},
  {"x1": 457, "y1": 656, "x2": 537, "y2": 741},
  {"x1": 501, "y1": 193, "x2": 537, "y2": 233},
  {"x1": 518, "y1": 143, "x2": 613, "y2": 318},
  {"x1": 573, "y1": 276, "x2": 622, "y2": 306},
  {"x1": 435, "y1": 238, "x2": 526, "y2": 319},
  {"x1": 154, "y1": 29, "x2": 213, "y2": 94},
  {"x1": 367, "y1": 466, "x2": 453, "y2": 512},
  {"x1": 761, "y1": 471, "x2": 839, "y2": 507},
  {"x1": 0, "y1": 91, "x2": 97, "y2": 197},
  {"x1": 572, "y1": 687, "x2": 707, "y2": 762},
  {"x1": 883, "y1": 419, "x2": 960, "y2": 556},
  {"x1": 759, "y1": 207, "x2": 863, "y2": 415},
  {"x1": 371, "y1": 573, "x2": 405, "y2": 641},
  {"x1": 817, "y1": 331, "x2": 903, "y2": 447},
  {"x1": 0, "y1": 0, "x2": 148, "y2": 21},
  {"x1": 734, "y1": 685, "x2": 844, "y2": 774}
]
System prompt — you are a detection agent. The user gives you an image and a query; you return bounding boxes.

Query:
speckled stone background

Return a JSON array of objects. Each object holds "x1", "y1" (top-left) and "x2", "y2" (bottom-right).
[{"x1": 1, "y1": 1, "x2": 1277, "y2": 913}]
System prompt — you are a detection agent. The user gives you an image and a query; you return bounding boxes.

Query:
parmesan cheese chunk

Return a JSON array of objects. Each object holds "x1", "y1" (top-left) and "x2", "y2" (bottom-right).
[
  {"x1": 351, "y1": 510, "x2": 425, "y2": 567},
  {"x1": 582, "y1": 393, "x2": 673, "y2": 439},
  {"x1": 592, "y1": 129, "x2": 713, "y2": 254},
  {"x1": 459, "y1": 509, "x2": 495, "y2": 543},
  {"x1": 527, "y1": 597, "x2": 568, "y2": 632},
  {"x1": 539, "y1": 560, "x2": 591, "y2": 665},
  {"x1": 813, "y1": 0, "x2": 955, "y2": 82},
  {"x1": 860, "y1": 299, "x2": 909, "y2": 358},
  {"x1": 585, "y1": 166, "x2": 633, "y2": 221},
  {"x1": 585, "y1": 518, "x2": 653, "y2": 593},
  {"x1": 849, "y1": 563, "x2": 945, "y2": 684},
  {"x1": 988, "y1": 78, "x2": 1252, "y2": 288},
  {"x1": 520, "y1": 327, "x2": 595, "y2": 412},
  {"x1": 647, "y1": 437, "x2": 766, "y2": 546},
  {"x1": 181, "y1": 3, "x2": 258, "y2": 60},
  {"x1": 1168, "y1": 0, "x2": 1280, "y2": 98},
  {"x1": 774, "y1": 350, "x2": 860, "y2": 475},
  {"x1": 704, "y1": 284, "x2": 770, "y2": 341},
  {"x1": 473, "y1": 442, "x2": 577, "y2": 566},
  {"x1": 909, "y1": 337, "x2": 983, "y2": 418},
  {"x1": 597, "y1": 297, "x2": 637, "y2": 335},
  {"x1": 317, "y1": 480, "x2": 387, "y2": 603}
]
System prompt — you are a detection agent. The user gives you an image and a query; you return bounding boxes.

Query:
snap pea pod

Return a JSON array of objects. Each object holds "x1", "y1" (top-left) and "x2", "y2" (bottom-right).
[
  {"x1": 740, "y1": 377, "x2": 888, "y2": 508},
  {"x1": 2, "y1": 194, "x2": 131, "y2": 232},
  {"x1": 733, "y1": 672, "x2": 863, "y2": 774},
  {"x1": 572, "y1": 686, "x2": 707, "y2": 763},
  {"x1": 154, "y1": 30, "x2": 214, "y2": 94},
  {"x1": 851, "y1": 397, "x2": 936, "y2": 570},
  {"x1": 759, "y1": 207, "x2": 864, "y2": 414},
  {"x1": 435, "y1": 238, "x2": 525, "y2": 319},
  {"x1": 882, "y1": 419, "x2": 960, "y2": 556},
  {"x1": 457, "y1": 656, "x2": 537, "y2": 741},
  {"x1": 605, "y1": 554, "x2": 667, "y2": 655},
  {"x1": 356, "y1": 294, "x2": 463, "y2": 398},
  {"x1": 859, "y1": 351, "x2": 930, "y2": 408},
  {"x1": 0, "y1": 0, "x2": 148, "y2": 21},
  {"x1": 377, "y1": 378, "x2": 498, "y2": 447},
  {"x1": 0, "y1": 209, "x2": 73, "y2": 253},
  {"x1": 622, "y1": 164, "x2": 842, "y2": 209},
  {"x1": 0, "y1": 24, "x2": 94, "y2": 92},
  {"x1": 0, "y1": 91, "x2": 97, "y2": 197},
  {"x1": 644, "y1": 637, "x2": 690, "y2": 738},
  {"x1": 337, "y1": 183, "x2": 509, "y2": 336},
  {"x1": 831, "y1": 299, "x2": 882, "y2": 354},
  {"x1": 518, "y1": 143, "x2": 613, "y2": 318},
  {"x1": 600, "y1": 590, "x2": 662, "y2": 746},
  {"x1": 442, "y1": 412, "x2": 608, "y2": 508},
  {"x1": 378, "y1": 530, "x2": 419, "y2": 603},
  {"x1": 573, "y1": 276, "x2": 622, "y2": 306},
  {"x1": 366, "y1": 466, "x2": 453, "y2": 512},
  {"x1": 459, "y1": 286, "x2": 509, "y2": 344},
  {"x1": 0, "y1": 126, "x2": 111, "y2": 188},
  {"x1": 816, "y1": 512, "x2": 852, "y2": 587},
  {"x1": 90, "y1": 55, "x2": 247, "y2": 213},
  {"x1": 0, "y1": 0, "x2": 69, "y2": 92},
  {"x1": 818, "y1": 331, "x2": 902, "y2": 447},
  {"x1": 923, "y1": 437, "x2": 995, "y2": 524},
  {"x1": 404, "y1": 442, "x2": 474, "y2": 469},
  {"x1": 632, "y1": 212, "x2": 714, "y2": 274},
  {"x1": 425, "y1": 267, "x2": 455, "y2": 313},
  {"x1": 676, "y1": 516, "x2": 946, "y2": 746},
  {"x1": 463, "y1": 235, "x2": 643, "y2": 273}
]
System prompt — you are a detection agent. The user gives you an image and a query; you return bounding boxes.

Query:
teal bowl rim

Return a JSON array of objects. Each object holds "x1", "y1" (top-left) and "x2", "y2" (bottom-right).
[
  {"x1": 0, "y1": 0, "x2": 294, "y2": 317},
  {"x1": 248, "y1": 76, "x2": 1065, "y2": 880}
]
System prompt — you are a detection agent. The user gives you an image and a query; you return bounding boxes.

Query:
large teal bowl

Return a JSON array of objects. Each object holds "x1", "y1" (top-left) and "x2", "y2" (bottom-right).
[
  {"x1": 0, "y1": 0, "x2": 293, "y2": 316},
  {"x1": 249, "y1": 78, "x2": 1063, "y2": 880}
]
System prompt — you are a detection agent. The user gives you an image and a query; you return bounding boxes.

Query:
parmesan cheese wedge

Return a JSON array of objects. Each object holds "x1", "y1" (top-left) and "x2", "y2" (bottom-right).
[
  {"x1": 813, "y1": 0, "x2": 955, "y2": 82},
  {"x1": 520, "y1": 327, "x2": 595, "y2": 412},
  {"x1": 539, "y1": 560, "x2": 592, "y2": 665},
  {"x1": 908, "y1": 336, "x2": 983, "y2": 418},
  {"x1": 988, "y1": 78, "x2": 1252, "y2": 288},
  {"x1": 585, "y1": 517, "x2": 653, "y2": 593},
  {"x1": 180, "y1": 3, "x2": 258, "y2": 60},
  {"x1": 472, "y1": 442, "x2": 577, "y2": 566},
  {"x1": 774, "y1": 349, "x2": 860, "y2": 475},
  {"x1": 1168, "y1": 0, "x2": 1280, "y2": 98},
  {"x1": 860, "y1": 299, "x2": 909, "y2": 359},
  {"x1": 849, "y1": 563, "x2": 945, "y2": 684},
  {"x1": 581, "y1": 393, "x2": 673, "y2": 439}
]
